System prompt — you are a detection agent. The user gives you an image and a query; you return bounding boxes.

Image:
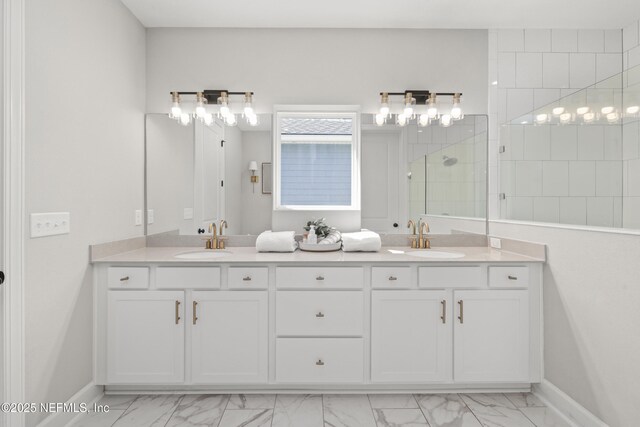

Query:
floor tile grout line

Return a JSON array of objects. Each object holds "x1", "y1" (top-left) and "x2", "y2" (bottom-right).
[
  {"x1": 269, "y1": 394, "x2": 277, "y2": 427},
  {"x1": 215, "y1": 394, "x2": 233, "y2": 427},
  {"x1": 459, "y1": 393, "x2": 487, "y2": 427},
  {"x1": 365, "y1": 393, "x2": 380, "y2": 426},
  {"x1": 161, "y1": 394, "x2": 186, "y2": 427},
  {"x1": 109, "y1": 394, "x2": 142, "y2": 427},
  {"x1": 516, "y1": 405, "x2": 543, "y2": 427},
  {"x1": 412, "y1": 394, "x2": 433, "y2": 427},
  {"x1": 321, "y1": 394, "x2": 326, "y2": 426}
]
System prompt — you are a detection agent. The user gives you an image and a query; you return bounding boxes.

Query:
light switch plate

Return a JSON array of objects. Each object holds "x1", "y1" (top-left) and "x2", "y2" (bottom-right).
[
  {"x1": 183, "y1": 208, "x2": 193, "y2": 220},
  {"x1": 490, "y1": 237, "x2": 502, "y2": 249},
  {"x1": 147, "y1": 209, "x2": 154, "y2": 224},
  {"x1": 135, "y1": 210, "x2": 142, "y2": 226},
  {"x1": 30, "y1": 212, "x2": 70, "y2": 238}
]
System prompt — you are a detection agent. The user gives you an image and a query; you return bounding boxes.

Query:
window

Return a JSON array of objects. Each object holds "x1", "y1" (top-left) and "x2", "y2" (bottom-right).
[{"x1": 274, "y1": 110, "x2": 360, "y2": 210}]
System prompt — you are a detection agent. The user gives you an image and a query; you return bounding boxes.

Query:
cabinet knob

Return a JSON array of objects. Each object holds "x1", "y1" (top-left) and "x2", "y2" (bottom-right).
[
  {"x1": 119, "y1": 276, "x2": 130, "y2": 282},
  {"x1": 316, "y1": 359, "x2": 325, "y2": 366},
  {"x1": 388, "y1": 276, "x2": 398, "y2": 281},
  {"x1": 316, "y1": 276, "x2": 325, "y2": 281},
  {"x1": 243, "y1": 276, "x2": 252, "y2": 281},
  {"x1": 508, "y1": 275, "x2": 518, "y2": 280},
  {"x1": 315, "y1": 312, "x2": 325, "y2": 318}
]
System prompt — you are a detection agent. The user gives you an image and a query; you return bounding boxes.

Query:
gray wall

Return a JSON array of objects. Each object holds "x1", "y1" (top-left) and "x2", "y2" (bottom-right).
[
  {"x1": 25, "y1": 0, "x2": 145, "y2": 425},
  {"x1": 241, "y1": 131, "x2": 272, "y2": 234}
]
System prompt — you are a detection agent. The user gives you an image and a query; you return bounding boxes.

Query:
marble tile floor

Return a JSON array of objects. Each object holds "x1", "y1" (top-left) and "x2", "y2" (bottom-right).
[{"x1": 70, "y1": 392, "x2": 572, "y2": 427}]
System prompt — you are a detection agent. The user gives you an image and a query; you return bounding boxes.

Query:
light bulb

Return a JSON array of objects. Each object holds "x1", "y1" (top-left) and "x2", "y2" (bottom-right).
[
  {"x1": 606, "y1": 111, "x2": 620, "y2": 123},
  {"x1": 418, "y1": 113, "x2": 430, "y2": 127},
  {"x1": 225, "y1": 113, "x2": 237, "y2": 126},
  {"x1": 379, "y1": 93, "x2": 390, "y2": 117},
  {"x1": 179, "y1": 113, "x2": 191, "y2": 126},
  {"x1": 195, "y1": 92, "x2": 206, "y2": 118},
  {"x1": 219, "y1": 104, "x2": 230, "y2": 117},
  {"x1": 601, "y1": 106, "x2": 615, "y2": 115},
  {"x1": 576, "y1": 106, "x2": 590, "y2": 115},
  {"x1": 243, "y1": 92, "x2": 254, "y2": 116},
  {"x1": 440, "y1": 114, "x2": 452, "y2": 127},
  {"x1": 626, "y1": 105, "x2": 640, "y2": 115},
  {"x1": 552, "y1": 107, "x2": 565, "y2": 116},
  {"x1": 583, "y1": 112, "x2": 596, "y2": 123},
  {"x1": 248, "y1": 114, "x2": 258, "y2": 126},
  {"x1": 559, "y1": 112, "x2": 572, "y2": 124},
  {"x1": 396, "y1": 114, "x2": 408, "y2": 126},
  {"x1": 170, "y1": 102, "x2": 182, "y2": 118},
  {"x1": 375, "y1": 113, "x2": 385, "y2": 126},
  {"x1": 218, "y1": 91, "x2": 231, "y2": 118},
  {"x1": 535, "y1": 113, "x2": 548, "y2": 124},
  {"x1": 427, "y1": 93, "x2": 438, "y2": 119},
  {"x1": 451, "y1": 93, "x2": 463, "y2": 120},
  {"x1": 403, "y1": 93, "x2": 415, "y2": 117},
  {"x1": 203, "y1": 113, "x2": 214, "y2": 126}
]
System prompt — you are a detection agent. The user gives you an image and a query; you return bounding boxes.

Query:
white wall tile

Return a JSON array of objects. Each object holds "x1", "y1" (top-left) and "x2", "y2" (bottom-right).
[
  {"x1": 488, "y1": 30, "x2": 498, "y2": 60},
  {"x1": 629, "y1": 45, "x2": 640, "y2": 68},
  {"x1": 498, "y1": 29, "x2": 525, "y2": 52},
  {"x1": 508, "y1": 196, "x2": 533, "y2": 220},
  {"x1": 525, "y1": 29, "x2": 551, "y2": 52},
  {"x1": 622, "y1": 196, "x2": 640, "y2": 228},
  {"x1": 498, "y1": 89, "x2": 508, "y2": 124},
  {"x1": 534, "y1": 88, "x2": 561, "y2": 109},
  {"x1": 543, "y1": 161, "x2": 569, "y2": 196},
  {"x1": 603, "y1": 125, "x2": 622, "y2": 161},
  {"x1": 504, "y1": 125, "x2": 524, "y2": 160},
  {"x1": 542, "y1": 53, "x2": 570, "y2": 88},
  {"x1": 552, "y1": 29, "x2": 578, "y2": 52},
  {"x1": 524, "y1": 126, "x2": 551, "y2": 160},
  {"x1": 604, "y1": 30, "x2": 623, "y2": 53},
  {"x1": 550, "y1": 126, "x2": 578, "y2": 160},
  {"x1": 587, "y1": 197, "x2": 614, "y2": 227},
  {"x1": 569, "y1": 53, "x2": 597, "y2": 88},
  {"x1": 533, "y1": 196, "x2": 560, "y2": 223},
  {"x1": 623, "y1": 121, "x2": 639, "y2": 160},
  {"x1": 559, "y1": 196, "x2": 587, "y2": 225},
  {"x1": 577, "y1": 125, "x2": 605, "y2": 160},
  {"x1": 578, "y1": 30, "x2": 604, "y2": 53},
  {"x1": 569, "y1": 161, "x2": 596, "y2": 196},
  {"x1": 623, "y1": 20, "x2": 639, "y2": 51},
  {"x1": 506, "y1": 89, "x2": 534, "y2": 122},
  {"x1": 596, "y1": 53, "x2": 623, "y2": 81},
  {"x1": 515, "y1": 160, "x2": 543, "y2": 196},
  {"x1": 498, "y1": 52, "x2": 516, "y2": 88},
  {"x1": 595, "y1": 161, "x2": 623, "y2": 196},
  {"x1": 516, "y1": 53, "x2": 543, "y2": 87},
  {"x1": 627, "y1": 158, "x2": 640, "y2": 196}
]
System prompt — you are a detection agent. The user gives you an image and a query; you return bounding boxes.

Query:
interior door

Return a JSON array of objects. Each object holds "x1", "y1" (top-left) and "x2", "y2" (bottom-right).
[{"x1": 361, "y1": 130, "x2": 402, "y2": 232}]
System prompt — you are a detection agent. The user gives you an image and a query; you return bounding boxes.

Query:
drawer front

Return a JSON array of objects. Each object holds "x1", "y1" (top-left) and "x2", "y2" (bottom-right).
[
  {"x1": 276, "y1": 338, "x2": 364, "y2": 383},
  {"x1": 276, "y1": 291, "x2": 364, "y2": 337},
  {"x1": 228, "y1": 267, "x2": 269, "y2": 289},
  {"x1": 489, "y1": 266, "x2": 530, "y2": 288},
  {"x1": 419, "y1": 266, "x2": 483, "y2": 288},
  {"x1": 372, "y1": 267, "x2": 412, "y2": 288},
  {"x1": 276, "y1": 267, "x2": 363, "y2": 289},
  {"x1": 156, "y1": 267, "x2": 220, "y2": 289},
  {"x1": 107, "y1": 267, "x2": 149, "y2": 289}
]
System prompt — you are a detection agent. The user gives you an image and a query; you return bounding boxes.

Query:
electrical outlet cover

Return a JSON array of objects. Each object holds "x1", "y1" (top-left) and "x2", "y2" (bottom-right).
[
  {"x1": 135, "y1": 210, "x2": 142, "y2": 226},
  {"x1": 489, "y1": 237, "x2": 502, "y2": 249}
]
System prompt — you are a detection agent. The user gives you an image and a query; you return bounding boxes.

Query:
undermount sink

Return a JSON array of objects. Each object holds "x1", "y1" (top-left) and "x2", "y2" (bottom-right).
[
  {"x1": 174, "y1": 251, "x2": 231, "y2": 260},
  {"x1": 405, "y1": 250, "x2": 465, "y2": 259}
]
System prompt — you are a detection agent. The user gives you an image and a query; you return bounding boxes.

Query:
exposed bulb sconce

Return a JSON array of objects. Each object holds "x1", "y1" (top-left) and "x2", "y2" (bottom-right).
[
  {"x1": 379, "y1": 92, "x2": 390, "y2": 118},
  {"x1": 403, "y1": 93, "x2": 416, "y2": 117},
  {"x1": 450, "y1": 93, "x2": 463, "y2": 120},
  {"x1": 249, "y1": 160, "x2": 259, "y2": 193},
  {"x1": 427, "y1": 93, "x2": 439, "y2": 119},
  {"x1": 375, "y1": 90, "x2": 463, "y2": 128},
  {"x1": 167, "y1": 90, "x2": 258, "y2": 127}
]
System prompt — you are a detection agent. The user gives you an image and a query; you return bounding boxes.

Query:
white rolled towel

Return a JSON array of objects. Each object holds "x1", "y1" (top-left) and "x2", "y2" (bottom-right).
[
  {"x1": 341, "y1": 230, "x2": 381, "y2": 252},
  {"x1": 256, "y1": 231, "x2": 298, "y2": 252}
]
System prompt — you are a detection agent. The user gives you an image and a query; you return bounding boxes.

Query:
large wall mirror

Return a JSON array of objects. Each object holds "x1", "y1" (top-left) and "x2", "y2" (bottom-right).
[{"x1": 145, "y1": 113, "x2": 488, "y2": 237}]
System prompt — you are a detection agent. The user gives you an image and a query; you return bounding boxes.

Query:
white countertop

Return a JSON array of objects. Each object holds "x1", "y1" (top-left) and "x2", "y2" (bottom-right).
[{"x1": 91, "y1": 246, "x2": 544, "y2": 264}]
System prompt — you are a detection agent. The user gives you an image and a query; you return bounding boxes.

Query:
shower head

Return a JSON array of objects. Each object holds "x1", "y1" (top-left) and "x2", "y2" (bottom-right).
[{"x1": 442, "y1": 155, "x2": 458, "y2": 166}]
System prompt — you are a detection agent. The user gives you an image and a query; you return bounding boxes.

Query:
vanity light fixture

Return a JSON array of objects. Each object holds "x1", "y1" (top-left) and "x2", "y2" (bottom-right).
[
  {"x1": 626, "y1": 105, "x2": 640, "y2": 115},
  {"x1": 559, "y1": 112, "x2": 572, "y2": 124},
  {"x1": 167, "y1": 90, "x2": 258, "y2": 127},
  {"x1": 601, "y1": 106, "x2": 615, "y2": 115},
  {"x1": 583, "y1": 111, "x2": 596, "y2": 123},
  {"x1": 375, "y1": 90, "x2": 463, "y2": 128},
  {"x1": 535, "y1": 113, "x2": 548, "y2": 125},
  {"x1": 249, "y1": 161, "x2": 259, "y2": 192},
  {"x1": 552, "y1": 107, "x2": 565, "y2": 116},
  {"x1": 576, "y1": 106, "x2": 590, "y2": 116},
  {"x1": 606, "y1": 111, "x2": 620, "y2": 124}
]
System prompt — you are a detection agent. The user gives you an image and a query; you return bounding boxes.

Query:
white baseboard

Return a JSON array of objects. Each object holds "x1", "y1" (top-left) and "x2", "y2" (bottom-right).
[
  {"x1": 533, "y1": 380, "x2": 608, "y2": 427},
  {"x1": 37, "y1": 383, "x2": 104, "y2": 427}
]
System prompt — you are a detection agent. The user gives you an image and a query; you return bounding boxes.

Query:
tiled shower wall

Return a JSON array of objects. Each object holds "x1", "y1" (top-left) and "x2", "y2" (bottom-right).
[
  {"x1": 488, "y1": 28, "x2": 629, "y2": 226},
  {"x1": 623, "y1": 20, "x2": 640, "y2": 229}
]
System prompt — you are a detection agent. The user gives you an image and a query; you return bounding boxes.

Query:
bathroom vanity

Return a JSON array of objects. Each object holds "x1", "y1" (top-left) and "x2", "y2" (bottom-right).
[{"x1": 92, "y1": 246, "x2": 543, "y2": 393}]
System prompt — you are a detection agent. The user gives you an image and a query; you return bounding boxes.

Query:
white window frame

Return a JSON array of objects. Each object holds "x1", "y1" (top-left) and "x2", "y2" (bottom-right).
[{"x1": 273, "y1": 107, "x2": 361, "y2": 211}]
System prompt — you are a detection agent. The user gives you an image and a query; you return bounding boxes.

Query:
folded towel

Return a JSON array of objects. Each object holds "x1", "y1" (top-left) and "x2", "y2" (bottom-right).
[
  {"x1": 341, "y1": 230, "x2": 381, "y2": 252},
  {"x1": 256, "y1": 231, "x2": 298, "y2": 252},
  {"x1": 318, "y1": 229, "x2": 342, "y2": 245}
]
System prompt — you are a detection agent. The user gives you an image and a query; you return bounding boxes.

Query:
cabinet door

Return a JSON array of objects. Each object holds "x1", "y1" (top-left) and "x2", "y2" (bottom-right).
[
  {"x1": 191, "y1": 291, "x2": 268, "y2": 383},
  {"x1": 454, "y1": 290, "x2": 529, "y2": 382},
  {"x1": 107, "y1": 291, "x2": 184, "y2": 383},
  {"x1": 371, "y1": 290, "x2": 451, "y2": 382}
]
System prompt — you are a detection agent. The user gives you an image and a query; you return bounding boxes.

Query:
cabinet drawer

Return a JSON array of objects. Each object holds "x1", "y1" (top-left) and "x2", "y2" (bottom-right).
[
  {"x1": 419, "y1": 266, "x2": 483, "y2": 288},
  {"x1": 276, "y1": 291, "x2": 363, "y2": 336},
  {"x1": 489, "y1": 266, "x2": 529, "y2": 288},
  {"x1": 276, "y1": 267, "x2": 363, "y2": 289},
  {"x1": 276, "y1": 338, "x2": 364, "y2": 383},
  {"x1": 156, "y1": 267, "x2": 220, "y2": 289},
  {"x1": 107, "y1": 267, "x2": 149, "y2": 289},
  {"x1": 228, "y1": 267, "x2": 268, "y2": 290},
  {"x1": 372, "y1": 267, "x2": 412, "y2": 288}
]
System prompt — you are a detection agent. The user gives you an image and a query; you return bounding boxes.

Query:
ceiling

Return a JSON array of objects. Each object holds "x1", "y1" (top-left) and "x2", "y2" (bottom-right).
[{"x1": 121, "y1": 0, "x2": 640, "y2": 30}]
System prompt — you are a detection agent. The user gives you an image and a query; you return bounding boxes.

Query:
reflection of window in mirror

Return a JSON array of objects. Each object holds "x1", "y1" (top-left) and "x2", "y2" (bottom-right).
[{"x1": 274, "y1": 110, "x2": 360, "y2": 210}]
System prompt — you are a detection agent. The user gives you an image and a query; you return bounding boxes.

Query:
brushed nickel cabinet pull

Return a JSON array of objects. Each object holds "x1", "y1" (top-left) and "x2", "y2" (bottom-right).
[
  {"x1": 193, "y1": 301, "x2": 198, "y2": 325},
  {"x1": 243, "y1": 276, "x2": 252, "y2": 281},
  {"x1": 316, "y1": 359, "x2": 324, "y2": 366},
  {"x1": 119, "y1": 276, "x2": 130, "y2": 282},
  {"x1": 388, "y1": 276, "x2": 398, "y2": 281},
  {"x1": 175, "y1": 300, "x2": 181, "y2": 324},
  {"x1": 316, "y1": 276, "x2": 325, "y2": 281},
  {"x1": 440, "y1": 300, "x2": 446, "y2": 324},
  {"x1": 457, "y1": 300, "x2": 464, "y2": 324},
  {"x1": 508, "y1": 275, "x2": 518, "y2": 280},
  {"x1": 316, "y1": 312, "x2": 325, "y2": 318}
]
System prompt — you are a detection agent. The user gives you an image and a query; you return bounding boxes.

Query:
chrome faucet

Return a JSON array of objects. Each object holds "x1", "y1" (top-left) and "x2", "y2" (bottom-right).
[
  {"x1": 418, "y1": 219, "x2": 431, "y2": 249},
  {"x1": 407, "y1": 219, "x2": 417, "y2": 248}
]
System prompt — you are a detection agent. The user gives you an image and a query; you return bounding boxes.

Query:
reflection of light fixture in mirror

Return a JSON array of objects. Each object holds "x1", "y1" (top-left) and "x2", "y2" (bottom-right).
[
  {"x1": 601, "y1": 106, "x2": 615, "y2": 115},
  {"x1": 203, "y1": 113, "x2": 214, "y2": 126},
  {"x1": 427, "y1": 93, "x2": 438, "y2": 119},
  {"x1": 379, "y1": 92, "x2": 390, "y2": 117},
  {"x1": 249, "y1": 160, "x2": 259, "y2": 193},
  {"x1": 225, "y1": 113, "x2": 237, "y2": 126},
  {"x1": 535, "y1": 113, "x2": 548, "y2": 125},
  {"x1": 552, "y1": 107, "x2": 565, "y2": 116},
  {"x1": 451, "y1": 93, "x2": 463, "y2": 120},
  {"x1": 195, "y1": 92, "x2": 207, "y2": 119},
  {"x1": 375, "y1": 113, "x2": 385, "y2": 126},
  {"x1": 396, "y1": 114, "x2": 408, "y2": 126},
  {"x1": 440, "y1": 114, "x2": 452, "y2": 127},
  {"x1": 418, "y1": 113, "x2": 430, "y2": 127},
  {"x1": 559, "y1": 112, "x2": 572, "y2": 124},
  {"x1": 179, "y1": 112, "x2": 192, "y2": 126},
  {"x1": 606, "y1": 111, "x2": 620, "y2": 123},
  {"x1": 403, "y1": 93, "x2": 415, "y2": 117},
  {"x1": 627, "y1": 105, "x2": 640, "y2": 115},
  {"x1": 576, "y1": 106, "x2": 590, "y2": 115},
  {"x1": 583, "y1": 111, "x2": 596, "y2": 123},
  {"x1": 170, "y1": 91, "x2": 182, "y2": 118}
]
